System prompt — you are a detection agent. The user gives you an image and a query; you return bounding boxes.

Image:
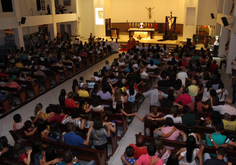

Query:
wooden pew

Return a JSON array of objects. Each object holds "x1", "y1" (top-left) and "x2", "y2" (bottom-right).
[
  {"x1": 50, "y1": 66, "x2": 69, "y2": 80},
  {"x1": 43, "y1": 70, "x2": 60, "y2": 85},
  {"x1": 0, "y1": 86, "x2": 26, "y2": 103},
  {"x1": 136, "y1": 134, "x2": 236, "y2": 163},
  {"x1": 72, "y1": 58, "x2": 83, "y2": 70},
  {"x1": 15, "y1": 80, "x2": 39, "y2": 96},
  {"x1": 9, "y1": 130, "x2": 107, "y2": 165},
  {"x1": 0, "y1": 98, "x2": 11, "y2": 112},
  {"x1": 150, "y1": 106, "x2": 236, "y2": 121},
  {"x1": 63, "y1": 62, "x2": 77, "y2": 75},
  {"x1": 143, "y1": 118, "x2": 235, "y2": 139}
]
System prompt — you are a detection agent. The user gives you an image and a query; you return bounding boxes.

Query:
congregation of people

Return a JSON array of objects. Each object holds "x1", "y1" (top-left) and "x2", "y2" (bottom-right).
[{"x1": 1, "y1": 33, "x2": 236, "y2": 165}]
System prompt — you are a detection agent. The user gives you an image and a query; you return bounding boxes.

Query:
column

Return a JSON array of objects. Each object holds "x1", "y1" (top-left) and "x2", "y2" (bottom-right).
[
  {"x1": 12, "y1": 0, "x2": 25, "y2": 49},
  {"x1": 49, "y1": 0, "x2": 57, "y2": 40},
  {"x1": 218, "y1": 27, "x2": 230, "y2": 57},
  {"x1": 226, "y1": 2, "x2": 236, "y2": 74},
  {"x1": 218, "y1": 0, "x2": 229, "y2": 57},
  {"x1": 182, "y1": 0, "x2": 199, "y2": 39}
]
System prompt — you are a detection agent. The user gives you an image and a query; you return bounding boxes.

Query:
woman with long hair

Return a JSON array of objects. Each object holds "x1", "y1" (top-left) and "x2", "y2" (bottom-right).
[
  {"x1": 39, "y1": 146, "x2": 61, "y2": 164},
  {"x1": 112, "y1": 87, "x2": 127, "y2": 110},
  {"x1": 36, "y1": 120, "x2": 49, "y2": 139},
  {"x1": 126, "y1": 82, "x2": 138, "y2": 103},
  {"x1": 30, "y1": 141, "x2": 43, "y2": 165},
  {"x1": 14, "y1": 140, "x2": 32, "y2": 165},
  {"x1": 178, "y1": 135, "x2": 202, "y2": 165}
]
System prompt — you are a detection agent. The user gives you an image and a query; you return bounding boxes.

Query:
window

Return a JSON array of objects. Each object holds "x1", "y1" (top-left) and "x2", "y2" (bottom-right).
[
  {"x1": 63, "y1": 0, "x2": 71, "y2": 6},
  {"x1": 1, "y1": 0, "x2": 13, "y2": 12}
]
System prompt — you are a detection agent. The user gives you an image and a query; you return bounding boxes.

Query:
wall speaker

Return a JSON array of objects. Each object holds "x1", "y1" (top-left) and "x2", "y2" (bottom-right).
[
  {"x1": 221, "y1": 17, "x2": 229, "y2": 26},
  {"x1": 211, "y1": 13, "x2": 214, "y2": 19},
  {"x1": 21, "y1": 17, "x2": 26, "y2": 24}
]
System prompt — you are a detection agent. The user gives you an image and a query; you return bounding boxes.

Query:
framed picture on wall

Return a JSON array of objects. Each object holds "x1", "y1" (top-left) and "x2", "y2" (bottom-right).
[
  {"x1": 98, "y1": 11, "x2": 104, "y2": 19},
  {"x1": 63, "y1": 0, "x2": 71, "y2": 6}
]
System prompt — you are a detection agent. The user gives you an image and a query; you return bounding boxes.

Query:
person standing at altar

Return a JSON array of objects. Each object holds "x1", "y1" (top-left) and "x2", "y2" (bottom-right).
[{"x1": 128, "y1": 36, "x2": 136, "y2": 50}]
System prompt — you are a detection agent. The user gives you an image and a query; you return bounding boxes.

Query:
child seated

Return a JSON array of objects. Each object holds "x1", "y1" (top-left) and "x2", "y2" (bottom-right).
[
  {"x1": 13, "y1": 114, "x2": 24, "y2": 131},
  {"x1": 121, "y1": 146, "x2": 137, "y2": 165}
]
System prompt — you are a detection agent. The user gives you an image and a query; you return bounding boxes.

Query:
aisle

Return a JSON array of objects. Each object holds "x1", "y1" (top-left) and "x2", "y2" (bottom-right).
[
  {"x1": 0, "y1": 53, "x2": 119, "y2": 146},
  {"x1": 107, "y1": 97, "x2": 150, "y2": 164}
]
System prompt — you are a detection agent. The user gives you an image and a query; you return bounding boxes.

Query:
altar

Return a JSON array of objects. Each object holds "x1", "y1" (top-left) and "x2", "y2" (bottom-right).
[{"x1": 128, "y1": 28, "x2": 155, "y2": 39}]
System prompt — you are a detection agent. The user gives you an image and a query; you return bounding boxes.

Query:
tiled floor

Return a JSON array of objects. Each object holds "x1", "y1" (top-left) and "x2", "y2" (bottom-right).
[{"x1": 0, "y1": 50, "x2": 234, "y2": 165}]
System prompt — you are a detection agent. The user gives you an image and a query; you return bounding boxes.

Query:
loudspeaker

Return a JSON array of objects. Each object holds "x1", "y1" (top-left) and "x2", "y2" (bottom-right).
[
  {"x1": 211, "y1": 13, "x2": 214, "y2": 19},
  {"x1": 21, "y1": 17, "x2": 26, "y2": 24},
  {"x1": 221, "y1": 17, "x2": 229, "y2": 26}
]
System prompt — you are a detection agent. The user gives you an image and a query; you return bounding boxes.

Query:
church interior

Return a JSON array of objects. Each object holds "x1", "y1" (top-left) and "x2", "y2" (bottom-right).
[{"x1": 1, "y1": 0, "x2": 236, "y2": 165}]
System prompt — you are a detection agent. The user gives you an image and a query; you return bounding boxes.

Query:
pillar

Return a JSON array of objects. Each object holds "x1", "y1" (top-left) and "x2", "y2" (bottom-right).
[
  {"x1": 49, "y1": 0, "x2": 57, "y2": 40},
  {"x1": 218, "y1": 0, "x2": 230, "y2": 57},
  {"x1": 226, "y1": 1, "x2": 236, "y2": 74},
  {"x1": 12, "y1": 0, "x2": 25, "y2": 49}
]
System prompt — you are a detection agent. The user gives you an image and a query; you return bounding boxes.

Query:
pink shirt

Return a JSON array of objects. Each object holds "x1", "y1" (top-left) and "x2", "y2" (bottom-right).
[
  {"x1": 136, "y1": 154, "x2": 163, "y2": 165},
  {"x1": 161, "y1": 126, "x2": 180, "y2": 150}
]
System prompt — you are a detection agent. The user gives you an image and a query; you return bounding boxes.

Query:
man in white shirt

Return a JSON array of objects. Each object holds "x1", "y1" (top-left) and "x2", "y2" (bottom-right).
[
  {"x1": 142, "y1": 84, "x2": 168, "y2": 106},
  {"x1": 213, "y1": 98, "x2": 236, "y2": 116}
]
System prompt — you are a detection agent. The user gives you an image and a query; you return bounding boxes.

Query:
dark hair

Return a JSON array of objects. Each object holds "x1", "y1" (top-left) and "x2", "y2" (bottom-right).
[
  {"x1": 217, "y1": 146, "x2": 226, "y2": 156},
  {"x1": 215, "y1": 123, "x2": 223, "y2": 132},
  {"x1": 147, "y1": 143, "x2": 156, "y2": 156},
  {"x1": 93, "y1": 118, "x2": 103, "y2": 130},
  {"x1": 150, "y1": 60, "x2": 154, "y2": 66},
  {"x1": 183, "y1": 105, "x2": 189, "y2": 114},
  {"x1": 128, "y1": 82, "x2": 135, "y2": 96},
  {"x1": 161, "y1": 71, "x2": 167, "y2": 79},
  {"x1": 72, "y1": 79, "x2": 78, "y2": 93},
  {"x1": 185, "y1": 125, "x2": 194, "y2": 136},
  {"x1": 55, "y1": 106, "x2": 62, "y2": 114},
  {"x1": 125, "y1": 146, "x2": 134, "y2": 157},
  {"x1": 71, "y1": 108, "x2": 79, "y2": 118},
  {"x1": 166, "y1": 153, "x2": 179, "y2": 165},
  {"x1": 14, "y1": 140, "x2": 26, "y2": 159},
  {"x1": 63, "y1": 150, "x2": 73, "y2": 163},
  {"x1": 210, "y1": 89, "x2": 217, "y2": 97},
  {"x1": 0, "y1": 136, "x2": 8, "y2": 149},
  {"x1": 149, "y1": 120, "x2": 159, "y2": 138},
  {"x1": 31, "y1": 141, "x2": 42, "y2": 164},
  {"x1": 24, "y1": 120, "x2": 32, "y2": 130},
  {"x1": 37, "y1": 120, "x2": 47, "y2": 138},
  {"x1": 92, "y1": 97, "x2": 100, "y2": 107},
  {"x1": 60, "y1": 89, "x2": 66, "y2": 96},
  {"x1": 46, "y1": 146, "x2": 57, "y2": 162},
  {"x1": 211, "y1": 111, "x2": 222, "y2": 127},
  {"x1": 102, "y1": 83, "x2": 110, "y2": 93},
  {"x1": 166, "y1": 117, "x2": 174, "y2": 126},
  {"x1": 46, "y1": 106, "x2": 52, "y2": 114},
  {"x1": 50, "y1": 122, "x2": 60, "y2": 133},
  {"x1": 68, "y1": 92, "x2": 74, "y2": 99},
  {"x1": 186, "y1": 135, "x2": 196, "y2": 163},
  {"x1": 206, "y1": 81, "x2": 212, "y2": 92},
  {"x1": 79, "y1": 76, "x2": 84, "y2": 83},
  {"x1": 13, "y1": 114, "x2": 21, "y2": 122},
  {"x1": 136, "y1": 136, "x2": 144, "y2": 147}
]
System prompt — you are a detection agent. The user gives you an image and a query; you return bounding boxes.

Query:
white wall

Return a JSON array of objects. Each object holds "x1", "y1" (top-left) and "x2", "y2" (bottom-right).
[
  {"x1": 58, "y1": 0, "x2": 76, "y2": 13},
  {"x1": 0, "y1": 0, "x2": 14, "y2": 18},
  {"x1": 197, "y1": 0, "x2": 217, "y2": 26},
  {"x1": 19, "y1": 0, "x2": 50, "y2": 16},
  {"x1": 110, "y1": 0, "x2": 185, "y2": 23},
  {"x1": 22, "y1": 26, "x2": 38, "y2": 35},
  {"x1": 78, "y1": 0, "x2": 94, "y2": 38}
]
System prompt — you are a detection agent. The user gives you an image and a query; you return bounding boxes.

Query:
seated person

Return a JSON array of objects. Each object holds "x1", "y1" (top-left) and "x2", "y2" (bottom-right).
[
  {"x1": 203, "y1": 146, "x2": 229, "y2": 165},
  {"x1": 161, "y1": 118, "x2": 180, "y2": 150},
  {"x1": 23, "y1": 120, "x2": 37, "y2": 136},
  {"x1": 58, "y1": 150, "x2": 95, "y2": 165},
  {"x1": 87, "y1": 77, "x2": 96, "y2": 89},
  {"x1": 134, "y1": 143, "x2": 163, "y2": 165},
  {"x1": 13, "y1": 114, "x2": 24, "y2": 131},
  {"x1": 153, "y1": 106, "x2": 182, "y2": 123},
  {"x1": 180, "y1": 105, "x2": 196, "y2": 125},
  {"x1": 47, "y1": 106, "x2": 67, "y2": 123},
  {"x1": 121, "y1": 146, "x2": 137, "y2": 165},
  {"x1": 77, "y1": 84, "x2": 89, "y2": 97},
  {"x1": 129, "y1": 135, "x2": 147, "y2": 159},
  {"x1": 65, "y1": 92, "x2": 79, "y2": 108},
  {"x1": 174, "y1": 88, "x2": 192, "y2": 106},
  {"x1": 61, "y1": 108, "x2": 84, "y2": 130},
  {"x1": 136, "y1": 107, "x2": 165, "y2": 122},
  {"x1": 63, "y1": 123, "x2": 92, "y2": 147},
  {"x1": 222, "y1": 113, "x2": 236, "y2": 131},
  {"x1": 14, "y1": 140, "x2": 32, "y2": 164}
]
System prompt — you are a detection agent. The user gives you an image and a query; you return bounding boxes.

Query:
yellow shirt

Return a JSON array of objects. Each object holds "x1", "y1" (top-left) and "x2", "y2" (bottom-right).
[
  {"x1": 15, "y1": 63, "x2": 24, "y2": 68},
  {"x1": 77, "y1": 90, "x2": 89, "y2": 97},
  {"x1": 222, "y1": 119, "x2": 236, "y2": 130}
]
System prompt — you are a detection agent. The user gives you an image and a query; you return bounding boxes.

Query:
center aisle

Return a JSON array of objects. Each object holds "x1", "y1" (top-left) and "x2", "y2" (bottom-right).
[
  {"x1": 0, "y1": 53, "x2": 119, "y2": 146},
  {"x1": 108, "y1": 96, "x2": 150, "y2": 164}
]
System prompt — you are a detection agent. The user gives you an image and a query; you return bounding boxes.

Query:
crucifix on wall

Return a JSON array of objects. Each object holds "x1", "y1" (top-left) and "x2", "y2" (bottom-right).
[{"x1": 145, "y1": 7, "x2": 155, "y2": 19}]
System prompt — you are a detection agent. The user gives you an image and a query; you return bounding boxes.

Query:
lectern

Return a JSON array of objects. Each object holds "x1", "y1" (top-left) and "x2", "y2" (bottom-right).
[{"x1": 110, "y1": 28, "x2": 119, "y2": 39}]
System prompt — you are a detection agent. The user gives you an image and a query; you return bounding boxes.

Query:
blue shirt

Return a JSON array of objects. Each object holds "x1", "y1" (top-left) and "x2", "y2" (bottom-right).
[
  {"x1": 122, "y1": 155, "x2": 137, "y2": 165},
  {"x1": 147, "y1": 59, "x2": 160, "y2": 65},
  {"x1": 64, "y1": 132, "x2": 85, "y2": 147},
  {"x1": 0, "y1": 92, "x2": 6, "y2": 101},
  {"x1": 58, "y1": 162, "x2": 81, "y2": 165}
]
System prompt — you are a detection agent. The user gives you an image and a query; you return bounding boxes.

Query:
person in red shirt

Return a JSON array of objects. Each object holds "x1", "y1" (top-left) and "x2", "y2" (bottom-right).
[
  {"x1": 129, "y1": 135, "x2": 148, "y2": 159},
  {"x1": 210, "y1": 60, "x2": 218, "y2": 74},
  {"x1": 65, "y1": 92, "x2": 79, "y2": 108},
  {"x1": 174, "y1": 88, "x2": 192, "y2": 106},
  {"x1": 47, "y1": 106, "x2": 67, "y2": 123}
]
